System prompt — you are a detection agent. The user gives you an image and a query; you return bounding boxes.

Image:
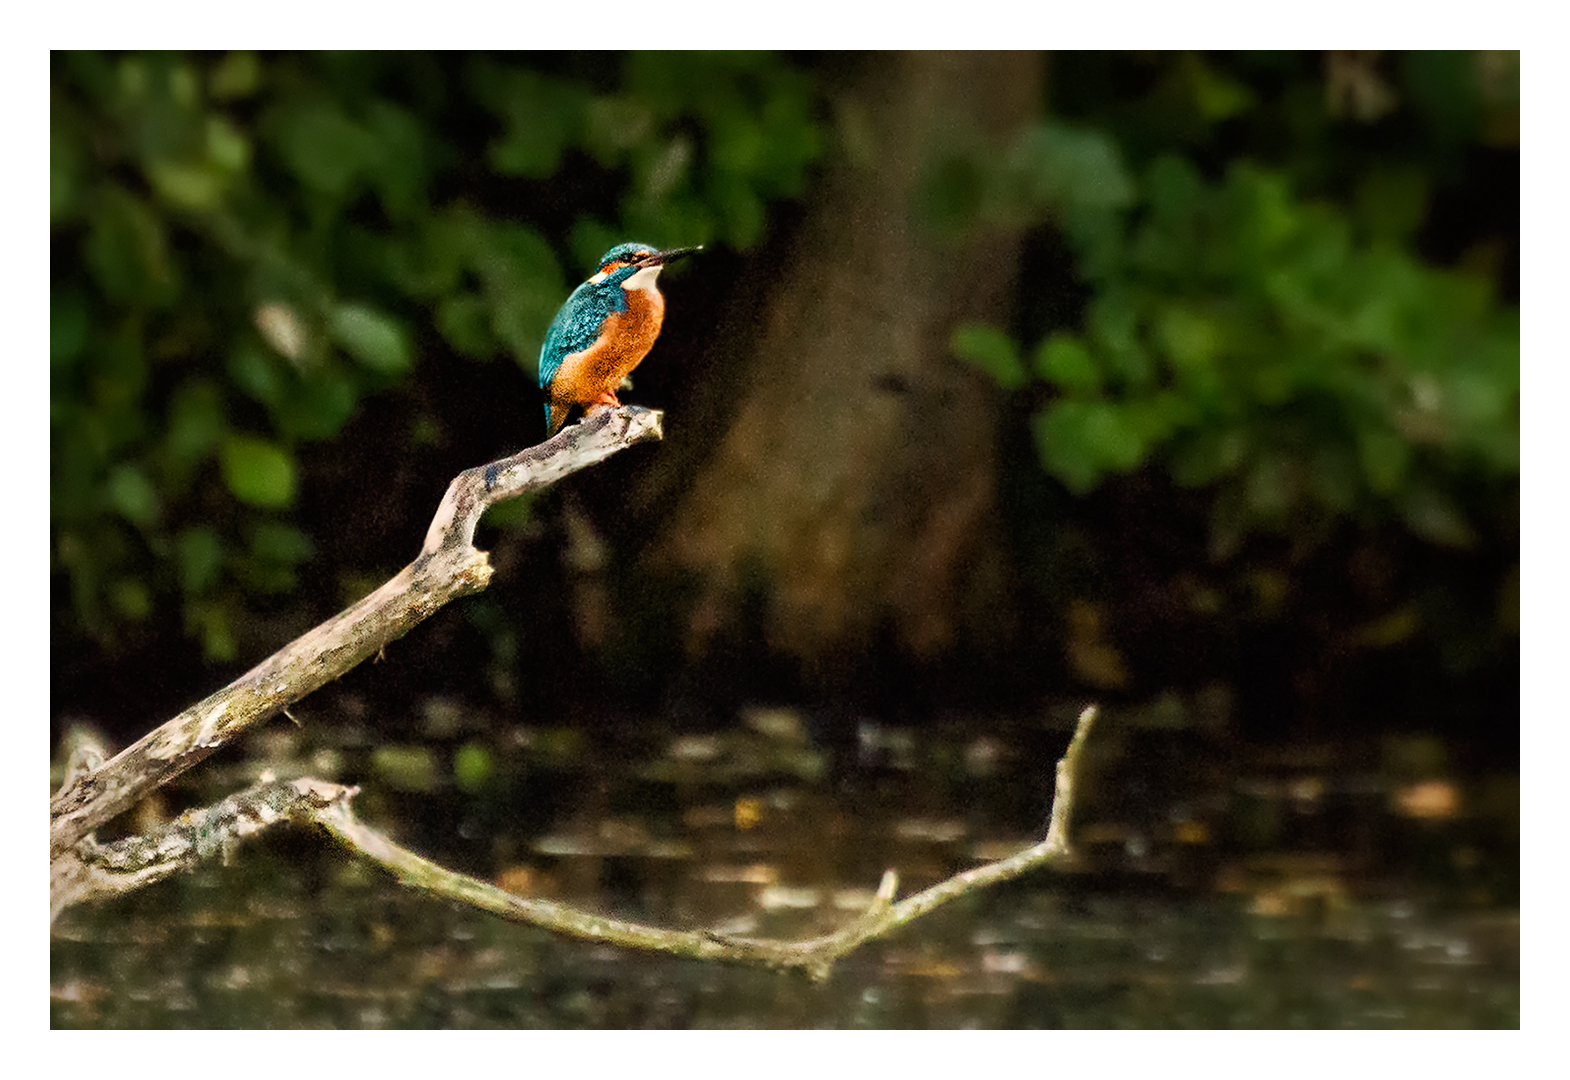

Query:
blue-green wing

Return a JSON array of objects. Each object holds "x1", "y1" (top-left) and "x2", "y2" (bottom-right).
[{"x1": 537, "y1": 281, "x2": 628, "y2": 391}]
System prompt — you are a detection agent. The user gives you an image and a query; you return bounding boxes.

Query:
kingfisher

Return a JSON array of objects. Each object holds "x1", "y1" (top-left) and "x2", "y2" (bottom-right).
[{"x1": 538, "y1": 242, "x2": 701, "y2": 437}]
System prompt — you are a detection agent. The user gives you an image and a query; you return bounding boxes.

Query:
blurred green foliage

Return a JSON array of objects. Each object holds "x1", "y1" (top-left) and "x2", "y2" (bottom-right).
[
  {"x1": 53, "y1": 50, "x2": 1518, "y2": 714},
  {"x1": 51, "y1": 51, "x2": 824, "y2": 660},
  {"x1": 952, "y1": 53, "x2": 1518, "y2": 559}
]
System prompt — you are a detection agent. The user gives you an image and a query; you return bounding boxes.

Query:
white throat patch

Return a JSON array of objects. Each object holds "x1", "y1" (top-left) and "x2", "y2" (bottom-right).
[{"x1": 620, "y1": 264, "x2": 664, "y2": 292}]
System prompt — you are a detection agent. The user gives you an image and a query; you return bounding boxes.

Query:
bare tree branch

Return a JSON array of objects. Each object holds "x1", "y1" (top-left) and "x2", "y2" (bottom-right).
[
  {"x1": 50, "y1": 406, "x2": 663, "y2": 863},
  {"x1": 314, "y1": 705, "x2": 1098, "y2": 979},
  {"x1": 51, "y1": 776, "x2": 357, "y2": 922},
  {"x1": 58, "y1": 707, "x2": 1098, "y2": 981},
  {"x1": 49, "y1": 403, "x2": 1100, "y2": 981}
]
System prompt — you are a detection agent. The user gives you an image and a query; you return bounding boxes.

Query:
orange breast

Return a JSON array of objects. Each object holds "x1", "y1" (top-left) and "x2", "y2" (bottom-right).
[{"x1": 552, "y1": 287, "x2": 666, "y2": 410}]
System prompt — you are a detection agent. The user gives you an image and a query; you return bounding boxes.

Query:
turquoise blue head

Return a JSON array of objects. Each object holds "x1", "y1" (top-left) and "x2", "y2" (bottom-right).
[{"x1": 588, "y1": 242, "x2": 702, "y2": 287}]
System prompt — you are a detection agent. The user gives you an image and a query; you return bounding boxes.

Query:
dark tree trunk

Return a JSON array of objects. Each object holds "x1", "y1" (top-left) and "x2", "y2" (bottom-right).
[{"x1": 638, "y1": 52, "x2": 1043, "y2": 673}]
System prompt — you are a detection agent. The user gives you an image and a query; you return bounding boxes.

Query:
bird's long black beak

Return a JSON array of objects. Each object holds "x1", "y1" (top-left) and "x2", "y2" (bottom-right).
[{"x1": 636, "y1": 245, "x2": 702, "y2": 268}]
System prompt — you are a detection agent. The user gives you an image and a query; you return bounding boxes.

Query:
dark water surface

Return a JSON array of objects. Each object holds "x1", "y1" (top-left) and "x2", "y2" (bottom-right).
[{"x1": 51, "y1": 702, "x2": 1519, "y2": 1028}]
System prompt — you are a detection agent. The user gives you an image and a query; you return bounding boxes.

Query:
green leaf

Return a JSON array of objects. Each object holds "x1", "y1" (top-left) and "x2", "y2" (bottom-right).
[
  {"x1": 453, "y1": 742, "x2": 497, "y2": 794},
  {"x1": 330, "y1": 304, "x2": 412, "y2": 376},
  {"x1": 166, "y1": 378, "x2": 226, "y2": 465},
  {"x1": 273, "y1": 101, "x2": 370, "y2": 197},
  {"x1": 176, "y1": 527, "x2": 225, "y2": 594},
  {"x1": 250, "y1": 521, "x2": 314, "y2": 565},
  {"x1": 399, "y1": 210, "x2": 475, "y2": 298},
  {"x1": 281, "y1": 368, "x2": 358, "y2": 441},
  {"x1": 83, "y1": 188, "x2": 177, "y2": 306},
  {"x1": 220, "y1": 434, "x2": 296, "y2": 508},
  {"x1": 1145, "y1": 156, "x2": 1204, "y2": 227},
  {"x1": 473, "y1": 65, "x2": 585, "y2": 179},
  {"x1": 106, "y1": 464, "x2": 161, "y2": 527},
  {"x1": 1088, "y1": 293, "x2": 1152, "y2": 390},
  {"x1": 1034, "y1": 333, "x2": 1102, "y2": 395},
  {"x1": 208, "y1": 51, "x2": 261, "y2": 100},
  {"x1": 227, "y1": 341, "x2": 285, "y2": 406},
  {"x1": 711, "y1": 108, "x2": 769, "y2": 179},
  {"x1": 1230, "y1": 167, "x2": 1301, "y2": 266},
  {"x1": 471, "y1": 223, "x2": 563, "y2": 363},
  {"x1": 1155, "y1": 305, "x2": 1221, "y2": 373},
  {"x1": 109, "y1": 578, "x2": 152, "y2": 621},
  {"x1": 205, "y1": 115, "x2": 251, "y2": 173},
  {"x1": 951, "y1": 323, "x2": 1027, "y2": 390},
  {"x1": 1011, "y1": 123, "x2": 1136, "y2": 212},
  {"x1": 1089, "y1": 403, "x2": 1148, "y2": 473},
  {"x1": 1032, "y1": 400, "x2": 1147, "y2": 493},
  {"x1": 1185, "y1": 55, "x2": 1255, "y2": 122},
  {"x1": 1033, "y1": 406, "x2": 1100, "y2": 493},
  {"x1": 1124, "y1": 391, "x2": 1191, "y2": 447},
  {"x1": 146, "y1": 159, "x2": 225, "y2": 211},
  {"x1": 240, "y1": 527, "x2": 307, "y2": 591},
  {"x1": 360, "y1": 102, "x2": 430, "y2": 218}
]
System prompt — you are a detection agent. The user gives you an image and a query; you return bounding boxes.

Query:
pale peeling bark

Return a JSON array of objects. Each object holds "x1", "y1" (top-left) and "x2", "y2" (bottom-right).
[{"x1": 50, "y1": 406, "x2": 663, "y2": 865}]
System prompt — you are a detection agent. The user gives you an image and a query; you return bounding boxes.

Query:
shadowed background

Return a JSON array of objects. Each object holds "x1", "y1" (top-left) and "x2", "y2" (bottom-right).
[{"x1": 51, "y1": 51, "x2": 1517, "y2": 742}]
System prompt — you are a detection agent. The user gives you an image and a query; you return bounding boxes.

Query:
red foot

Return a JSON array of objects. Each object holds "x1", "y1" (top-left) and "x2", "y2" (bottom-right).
[{"x1": 585, "y1": 390, "x2": 623, "y2": 416}]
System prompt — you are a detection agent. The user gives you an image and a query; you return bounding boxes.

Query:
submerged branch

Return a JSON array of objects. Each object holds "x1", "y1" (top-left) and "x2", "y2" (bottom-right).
[
  {"x1": 51, "y1": 777, "x2": 358, "y2": 922},
  {"x1": 54, "y1": 707, "x2": 1096, "y2": 980},
  {"x1": 315, "y1": 705, "x2": 1100, "y2": 980}
]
